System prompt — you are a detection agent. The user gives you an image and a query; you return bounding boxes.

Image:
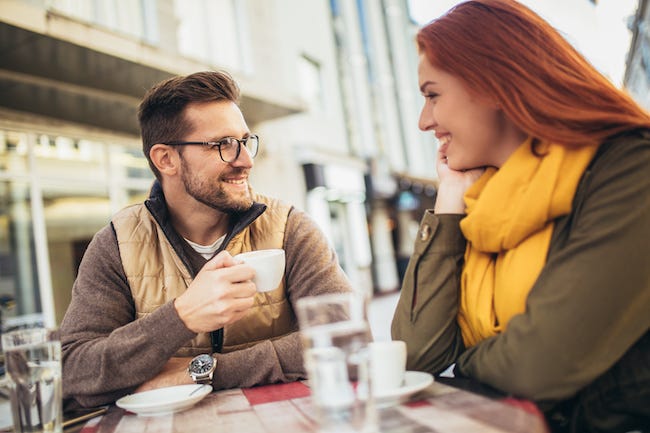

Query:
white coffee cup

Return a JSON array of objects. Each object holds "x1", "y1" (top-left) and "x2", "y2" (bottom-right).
[
  {"x1": 369, "y1": 340, "x2": 407, "y2": 394},
  {"x1": 234, "y1": 248, "x2": 285, "y2": 292}
]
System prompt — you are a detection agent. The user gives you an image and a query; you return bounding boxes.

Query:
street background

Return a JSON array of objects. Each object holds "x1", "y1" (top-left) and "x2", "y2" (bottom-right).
[{"x1": 0, "y1": 0, "x2": 647, "y2": 330}]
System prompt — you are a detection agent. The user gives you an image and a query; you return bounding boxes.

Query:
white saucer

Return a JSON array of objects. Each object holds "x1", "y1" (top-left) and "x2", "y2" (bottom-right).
[
  {"x1": 116, "y1": 384, "x2": 211, "y2": 417},
  {"x1": 363, "y1": 371, "x2": 434, "y2": 407}
]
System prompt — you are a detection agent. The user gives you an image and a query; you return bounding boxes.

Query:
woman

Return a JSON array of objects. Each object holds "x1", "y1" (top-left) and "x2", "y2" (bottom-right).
[{"x1": 391, "y1": 1, "x2": 650, "y2": 432}]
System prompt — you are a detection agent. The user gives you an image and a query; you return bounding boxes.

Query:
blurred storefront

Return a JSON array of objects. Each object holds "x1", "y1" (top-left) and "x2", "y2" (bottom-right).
[
  {"x1": 391, "y1": 174, "x2": 436, "y2": 282},
  {"x1": 0, "y1": 124, "x2": 151, "y2": 325},
  {"x1": 0, "y1": 0, "x2": 307, "y2": 327},
  {"x1": 0, "y1": 0, "x2": 439, "y2": 328},
  {"x1": 302, "y1": 161, "x2": 374, "y2": 298}
]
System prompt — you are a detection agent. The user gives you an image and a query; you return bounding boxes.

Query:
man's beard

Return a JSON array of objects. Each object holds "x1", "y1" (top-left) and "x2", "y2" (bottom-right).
[{"x1": 180, "y1": 160, "x2": 253, "y2": 214}]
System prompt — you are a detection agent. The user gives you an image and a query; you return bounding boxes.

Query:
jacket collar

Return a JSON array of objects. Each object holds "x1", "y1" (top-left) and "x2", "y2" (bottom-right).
[{"x1": 143, "y1": 180, "x2": 267, "y2": 276}]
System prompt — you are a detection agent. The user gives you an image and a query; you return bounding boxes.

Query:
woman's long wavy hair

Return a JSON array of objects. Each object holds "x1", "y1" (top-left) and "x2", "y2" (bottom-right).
[{"x1": 417, "y1": 0, "x2": 650, "y2": 147}]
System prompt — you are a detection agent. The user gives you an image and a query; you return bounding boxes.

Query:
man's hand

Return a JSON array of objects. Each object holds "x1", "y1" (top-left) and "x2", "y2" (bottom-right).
[
  {"x1": 135, "y1": 357, "x2": 193, "y2": 393},
  {"x1": 174, "y1": 250, "x2": 257, "y2": 333}
]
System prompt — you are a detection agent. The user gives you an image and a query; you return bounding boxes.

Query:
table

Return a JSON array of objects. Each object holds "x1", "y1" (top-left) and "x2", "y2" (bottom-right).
[{"x1": 73, "y1": 380, "x2": 549, "y2": 433}]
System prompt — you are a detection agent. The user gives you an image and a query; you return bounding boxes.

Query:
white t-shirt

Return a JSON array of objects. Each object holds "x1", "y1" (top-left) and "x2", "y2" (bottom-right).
[{"x1": 184, "y1": 235, "x2": 226, "y2": 260}]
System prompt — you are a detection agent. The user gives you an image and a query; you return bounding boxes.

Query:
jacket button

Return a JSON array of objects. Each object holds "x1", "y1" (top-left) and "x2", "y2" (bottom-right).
[{"x1": 419, "y1": 224, "x2": 431, "y2": 241}]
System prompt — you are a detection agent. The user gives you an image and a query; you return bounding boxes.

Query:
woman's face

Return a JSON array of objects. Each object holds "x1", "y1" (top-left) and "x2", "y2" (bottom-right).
[{"x1": 418, "y1": 54, "x2": 524, "y2": 170}]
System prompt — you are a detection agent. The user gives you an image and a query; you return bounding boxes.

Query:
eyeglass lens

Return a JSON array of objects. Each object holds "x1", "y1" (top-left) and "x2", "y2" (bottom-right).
[{"x1": 220, "y1": 136, "x2": 259, "y2": 162}]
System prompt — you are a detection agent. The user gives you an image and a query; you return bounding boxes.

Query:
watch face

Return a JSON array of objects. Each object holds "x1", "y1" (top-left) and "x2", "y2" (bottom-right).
[{"x1": 189, "y1": 354, "x2": 214, "y2": 375}]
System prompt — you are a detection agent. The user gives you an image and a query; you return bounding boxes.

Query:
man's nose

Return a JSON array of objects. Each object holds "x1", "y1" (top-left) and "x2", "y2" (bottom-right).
[{"x1": 231, "y1": 144, "x2": 254, "y2": 167}]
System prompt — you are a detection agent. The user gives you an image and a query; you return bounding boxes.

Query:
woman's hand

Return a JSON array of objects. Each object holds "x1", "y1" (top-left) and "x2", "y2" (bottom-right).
[{"x1": 434, "y1": 149, "x2": 485, "y2": 214}]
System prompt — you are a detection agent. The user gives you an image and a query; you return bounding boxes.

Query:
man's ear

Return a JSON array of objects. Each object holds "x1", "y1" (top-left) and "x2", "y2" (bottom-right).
[{"x1": 149, "y1": 144, "x2": 179, "y2": 176}]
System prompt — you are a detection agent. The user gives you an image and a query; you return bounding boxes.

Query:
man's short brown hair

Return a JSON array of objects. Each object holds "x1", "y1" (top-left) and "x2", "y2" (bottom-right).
[{"x1": 138, "y1": 70, "x2": 240, "y2": 179}]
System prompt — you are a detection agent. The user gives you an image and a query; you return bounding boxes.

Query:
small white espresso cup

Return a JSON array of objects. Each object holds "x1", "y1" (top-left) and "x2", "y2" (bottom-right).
[
  {"x1": 368, "y1": 340, "x2": 407, "y2": 394},
  {"x1": 234, "y1": 248, "x2": 285, "y2": 292}
]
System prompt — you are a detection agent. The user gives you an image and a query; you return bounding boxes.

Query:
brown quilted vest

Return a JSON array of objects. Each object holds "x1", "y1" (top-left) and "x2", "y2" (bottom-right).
[{"x1": 112, "y1": 193, "x2": 293, "y2": 357}]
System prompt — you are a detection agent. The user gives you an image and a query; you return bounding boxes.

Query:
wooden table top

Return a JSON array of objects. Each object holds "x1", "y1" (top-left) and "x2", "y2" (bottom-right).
[{"x1": 74, "y1": 380, "x2": 549, "y2": 433}]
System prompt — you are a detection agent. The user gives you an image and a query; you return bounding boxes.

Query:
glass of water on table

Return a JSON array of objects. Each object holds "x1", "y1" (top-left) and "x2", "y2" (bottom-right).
[
  {"x1": 296, "y1": 292, "x2": 376, "y2": 433},
  {"x1": 2, "y1": 327, "x2": 62, "y2": 433}
]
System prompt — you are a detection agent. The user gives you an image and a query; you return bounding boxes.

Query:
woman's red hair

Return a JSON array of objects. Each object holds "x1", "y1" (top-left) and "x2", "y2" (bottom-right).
[{"x1": 417, "y1": 0, "x2": 650, "y2": 146}]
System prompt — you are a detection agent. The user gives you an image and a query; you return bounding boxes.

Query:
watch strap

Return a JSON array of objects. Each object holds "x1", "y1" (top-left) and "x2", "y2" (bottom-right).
[{"x1": 193, "y1": 374, "x2": 213, "y2": 385}]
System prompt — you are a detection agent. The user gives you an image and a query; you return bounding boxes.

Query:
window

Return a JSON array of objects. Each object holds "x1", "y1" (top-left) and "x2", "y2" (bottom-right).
[
  {"x1": 0, "y1": 178, "x2": 40, "y2": 320},
  {"x1": 174, "y1": 0, "x2": 251, "y2": 71},
  {"x1": 48, "y1": 0, "x2": 158, "y2": 43},
  {"x1": 298, "y1": 55, "x2": 325, "y2": 111},
  {"x1": 0, "y1": 128, "x2": 152, "y2": 325}
]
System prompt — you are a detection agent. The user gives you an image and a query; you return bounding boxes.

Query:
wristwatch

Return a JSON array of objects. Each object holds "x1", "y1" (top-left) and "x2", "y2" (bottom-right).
[{"x1": 188, "y1": 354, "x2": 217, "y2": 385}]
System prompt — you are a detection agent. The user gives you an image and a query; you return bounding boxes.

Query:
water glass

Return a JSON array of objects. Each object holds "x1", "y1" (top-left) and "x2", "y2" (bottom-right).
[
  {"x1": 296, "y1": 292, "x2": 376, "y2": 432},
  {"x1": 2, "y1": 327, "x2": 62, "y2": 433}
]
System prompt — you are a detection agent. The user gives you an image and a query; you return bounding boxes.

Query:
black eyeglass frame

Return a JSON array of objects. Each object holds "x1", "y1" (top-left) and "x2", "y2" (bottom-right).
[{"x1": 162, "y1": 134, "x2": 259, "y2": 163}]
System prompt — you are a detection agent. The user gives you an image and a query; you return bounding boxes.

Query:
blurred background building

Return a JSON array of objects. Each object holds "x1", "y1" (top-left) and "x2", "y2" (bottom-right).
[
  {"x1": 0, "y1": 0, "x2": 645, "y2": 329},
  {"x1": 626, "y1": 0, "x2": 650, "y2": 108},
  {"x1": 0, "y1": 0, "x2": 436, "y2": 328}
]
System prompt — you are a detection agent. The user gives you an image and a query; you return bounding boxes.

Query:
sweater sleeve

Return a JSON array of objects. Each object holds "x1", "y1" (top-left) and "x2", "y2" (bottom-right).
[
  {"x1": 456, "y1": 134, "x2": 650, "y2": 401},
  {"x1": 60, "y1": 225, "x2": 196, "y2": 408},
  {"x1": 391, "y1": 212, "x2": 467, "y2": 374},
  {"x1": 211, "y1": 207, "x2": 353, "y2": 389}
]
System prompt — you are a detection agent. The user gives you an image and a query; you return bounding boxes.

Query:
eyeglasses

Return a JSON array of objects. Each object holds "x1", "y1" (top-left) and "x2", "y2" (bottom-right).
[{"x1": 162, "y1": 135, "x2": 259, "y2": 163}]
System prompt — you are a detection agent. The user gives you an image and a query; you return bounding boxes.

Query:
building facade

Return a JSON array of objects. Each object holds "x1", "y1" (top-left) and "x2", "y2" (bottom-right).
[
  {"x1": 0, "y1": 0, "x2": 436, "y2": 327},
  {"x1": 625, "y1": 0, "x2": 650, "y2": 109}
]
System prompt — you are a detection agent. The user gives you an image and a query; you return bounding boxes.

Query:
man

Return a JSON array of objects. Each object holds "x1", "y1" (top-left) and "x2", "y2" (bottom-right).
[{"x1": 60, "y1": 71, "x2": 352, "y2": 408}]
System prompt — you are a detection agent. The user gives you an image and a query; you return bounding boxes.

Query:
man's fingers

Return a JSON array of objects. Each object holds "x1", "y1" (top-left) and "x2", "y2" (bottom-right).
[
  {"x1": 222, "y1": 306, "x2": 252, "y2": 326},
  {"x1": 202, "y1": 250, "x2": 236, "y2": 270}
]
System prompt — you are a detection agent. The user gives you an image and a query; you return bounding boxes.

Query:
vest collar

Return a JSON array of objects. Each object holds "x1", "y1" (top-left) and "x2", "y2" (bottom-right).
[{"x1": 143, "y1": 180, "x2": 267, "y2": 277}]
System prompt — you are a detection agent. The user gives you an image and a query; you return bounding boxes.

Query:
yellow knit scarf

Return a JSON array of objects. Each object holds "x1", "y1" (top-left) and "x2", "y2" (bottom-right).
[{"x1": 458, "y1": 138, "x2": 597, "y2": 347}]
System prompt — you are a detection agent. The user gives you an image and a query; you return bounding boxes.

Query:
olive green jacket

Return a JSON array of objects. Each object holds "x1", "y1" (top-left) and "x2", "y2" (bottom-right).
[{"x1": 392, "y1": 129, "x2": 650, "y2": 431}]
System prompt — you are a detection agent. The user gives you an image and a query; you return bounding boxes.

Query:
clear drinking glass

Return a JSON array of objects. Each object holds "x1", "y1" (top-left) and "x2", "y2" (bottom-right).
[
  {"x1": 2, "y1": 327, "x2": 62, "y2": 433},
  {"x1": 296, "y1": 292, "x2": 376, "y2": 432}
]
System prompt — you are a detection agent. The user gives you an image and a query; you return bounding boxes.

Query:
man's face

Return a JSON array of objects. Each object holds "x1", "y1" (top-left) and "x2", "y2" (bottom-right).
[{"x1": 177, "y1": 100, "x2": 254, "y2": 213}]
